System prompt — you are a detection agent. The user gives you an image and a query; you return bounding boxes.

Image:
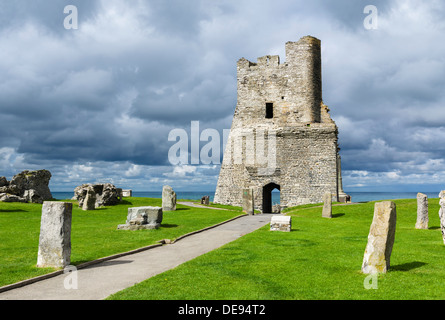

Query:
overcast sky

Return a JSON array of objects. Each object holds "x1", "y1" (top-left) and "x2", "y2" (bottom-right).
[{"x1": 1, "y1": 0, "x2": 445, "y2": 193}]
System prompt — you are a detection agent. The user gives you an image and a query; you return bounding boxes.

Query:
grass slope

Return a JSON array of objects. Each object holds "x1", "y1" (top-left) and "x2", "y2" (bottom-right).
[
  {"x1": 0, "y1": 198, "x2": 242, "y2": 288},
  {"x1": 108, "y1": 198, "x2": 445, "y2": 300}
]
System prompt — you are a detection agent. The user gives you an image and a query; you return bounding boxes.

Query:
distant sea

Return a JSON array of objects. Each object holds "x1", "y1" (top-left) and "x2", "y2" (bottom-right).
[{"x1": 52, "y1": 191, "x2": 441, "y2": 204}]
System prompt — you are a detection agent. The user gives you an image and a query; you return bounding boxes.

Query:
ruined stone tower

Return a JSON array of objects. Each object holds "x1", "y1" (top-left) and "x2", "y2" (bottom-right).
[{"x1": 214, "y1": 35, "x2": 345, "y2": 212}]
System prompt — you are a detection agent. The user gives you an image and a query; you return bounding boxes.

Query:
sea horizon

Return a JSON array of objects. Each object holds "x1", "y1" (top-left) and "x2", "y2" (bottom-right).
[{"x1": 52, "y1": 191, "x2": 442, "y2": 204}]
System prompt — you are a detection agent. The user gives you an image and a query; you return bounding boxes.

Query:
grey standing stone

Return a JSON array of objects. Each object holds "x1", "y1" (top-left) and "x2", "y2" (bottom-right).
[
  {"x1": 201, "y1": 196, "x2": 210, "y2": 205},
  {"x1": 37, "y1": 202, "x2": 72, "y2": 268},
  {"x1": 439, "y1": 191, "x2": 445, "y2": 245},
  {"x1": 82, "y1": 186, "x2": 96, "y2": 211},
  {"x1": 162, "y1": 185, "x2": 176, "y2": 211},
  {"x1": 361, "y1": 201, "x2": 397, "y2": 274},
  {"x1": 242, "y1": 188, "x2": 254, "y2": 215},
  {"x1": 415, "y1": 193, "x2": 428, "y2": 229},
  {"x1": 322, "y1": 192, "x2": 332, "y2": 218},
  {"x1": 117, "y1": 206, "x2": 163, "y2": 230}
]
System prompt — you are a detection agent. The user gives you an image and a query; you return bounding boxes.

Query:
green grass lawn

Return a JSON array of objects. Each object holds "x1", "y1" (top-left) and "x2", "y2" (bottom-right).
[
  {"x1": 0, "y1": 197, "x2": 242, "y2": 288},
  {"x1": 108, "y1": 198, "x2": 445, "y2": 300}
]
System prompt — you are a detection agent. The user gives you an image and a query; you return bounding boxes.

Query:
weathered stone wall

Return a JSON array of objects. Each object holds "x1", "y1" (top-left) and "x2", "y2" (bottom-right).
[
  {"x1": 214, "y1": 36, "x2": 340, "y2": 212},
  {"x1": 0, "y1": 170, "x2": 52, "y2": 204},
  {"x1": 73, "y1": 183, "x2": 122, "y2": 208}
]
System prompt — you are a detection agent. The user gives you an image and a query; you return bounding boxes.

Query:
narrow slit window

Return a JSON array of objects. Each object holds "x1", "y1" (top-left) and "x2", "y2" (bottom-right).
[{"x1": 266, "y1": 103, "x2": 274, "y2": 119}]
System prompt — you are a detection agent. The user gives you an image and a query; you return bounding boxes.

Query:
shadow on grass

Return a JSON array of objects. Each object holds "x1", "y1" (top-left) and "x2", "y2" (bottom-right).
[
  {"x1": 174, "y1": 208, "x2": 190, "y2": 211},
  {"x1": 332, "y1": 213, "x2": 345, "y2": 218},
  {"x1": 161, "y1": 224, "x2": 179, "y2": 228},
  {"x1": 0, "y1": 209, "x2": 27, "y2": 213},
  {"x1": 391, "y1": 261, "x2": 427, "y2": 272},
  {"x1": 270, "y1": 238, "x2": 316, "y2": 247},
  {"x1": 429, "y1": 226, "x2": 440, "y2": 230}
]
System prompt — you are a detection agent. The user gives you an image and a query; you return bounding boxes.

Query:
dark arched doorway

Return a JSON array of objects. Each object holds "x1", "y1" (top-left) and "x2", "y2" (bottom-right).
[{"x1": 262, "y1": 183, "x2": 280, "y2": 213}]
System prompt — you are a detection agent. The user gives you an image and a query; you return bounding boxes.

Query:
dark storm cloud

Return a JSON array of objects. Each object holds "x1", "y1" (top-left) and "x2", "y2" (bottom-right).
[{"x1": 1, "y1": 0, "x2": 445, "y2": 191}]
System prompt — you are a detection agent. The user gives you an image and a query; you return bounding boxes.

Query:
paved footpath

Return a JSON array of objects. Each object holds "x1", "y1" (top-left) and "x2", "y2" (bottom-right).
[{"x1": 0, "y1": 214, "x2": 270, "y2": 300}]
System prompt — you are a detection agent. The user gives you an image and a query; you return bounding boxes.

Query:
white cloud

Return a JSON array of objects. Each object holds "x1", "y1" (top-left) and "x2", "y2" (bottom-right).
[
  {"x1": 0, "y1": 148, "x2": 26, "y2": 178},
  {"x1": 125, "y1": 164, "x2": 142, "y2": 177},
  {"x1": 164, "y1": 165, "x2": 197, "y2": 178}
]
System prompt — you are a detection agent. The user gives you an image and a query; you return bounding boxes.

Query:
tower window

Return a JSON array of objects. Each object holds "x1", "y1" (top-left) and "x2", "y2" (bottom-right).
[{"x1": 266, "y1": 103, "x2": 274, "y2": 119}]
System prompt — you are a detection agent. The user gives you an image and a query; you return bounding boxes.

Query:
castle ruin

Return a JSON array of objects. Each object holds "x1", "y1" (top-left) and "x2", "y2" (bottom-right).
[{"x1": 214, "y1": 35, "x2": 348, "y2": 212}]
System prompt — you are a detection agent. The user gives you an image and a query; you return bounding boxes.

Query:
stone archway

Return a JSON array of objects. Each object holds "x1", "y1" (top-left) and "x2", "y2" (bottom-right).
[{"x1": 262, "y1": 183, "x2": 280, "y2": 213}]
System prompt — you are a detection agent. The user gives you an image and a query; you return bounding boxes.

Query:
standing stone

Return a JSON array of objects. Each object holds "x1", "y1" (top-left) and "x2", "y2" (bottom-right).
[
  {"x1": 162, "y1": 186, "x2": 176, "y2": 211},
  {"x1": 117, "y1": 206, "x2": 163, "y2": 230},
  {"x1": 415, "y1": 193, "x2": 428, "y2": 229},
  {"x1": 201, "y1": 196, "x2": 210, "y2": 205},
  {"x1": 82, "y1": 186, "x2": 96, "y2": 211},
  {"x1": 361, "y1": 201, "x2": 397, "y2": 274},
  {"x1": 439, "y1": 191, "x2": 445, "y2": 245},
  {"x1": 242, "y1": 188, "x2": 254, "y2": 215},
  {"x1": 322, "y1": 192, "x2": 332, "y2": 218},
  {"x1": 37, "y1": 202, "x2": 72, "y2": 268}
]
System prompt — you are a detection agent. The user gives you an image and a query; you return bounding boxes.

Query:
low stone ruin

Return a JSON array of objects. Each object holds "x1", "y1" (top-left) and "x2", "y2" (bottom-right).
[
  {"x1": 270, "y1": 215, "x2": 291, "y2": 232},
  {"x1": 0, "y1": 170, "x2": 53, "y2": 204},
  {"x1": 117, "y1": 206, "x2": 163, "y2": 230},
  {"x1": 73, "y1": 183, "x2": 122, "y2": 208},
  {"x1": 122, "y1": 189, "x2": 133, "y2": 197}
]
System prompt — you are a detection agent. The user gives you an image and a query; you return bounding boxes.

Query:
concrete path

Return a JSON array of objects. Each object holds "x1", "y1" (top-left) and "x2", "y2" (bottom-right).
[{"x1": 0, "y1": 214, "x2": 270, "y2": 300}]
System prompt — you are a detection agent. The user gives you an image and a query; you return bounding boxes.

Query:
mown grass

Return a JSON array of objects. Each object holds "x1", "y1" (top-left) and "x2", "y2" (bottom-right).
[
  {"x1": 199, "y1": 202, "x2": 261, "y2": 214},
  {"x1": 108, "y1": 198, "x2": 445, "y2": 300},
  {"x1": 0, "y1": 197, "x2": 242, "y2": 288}
]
